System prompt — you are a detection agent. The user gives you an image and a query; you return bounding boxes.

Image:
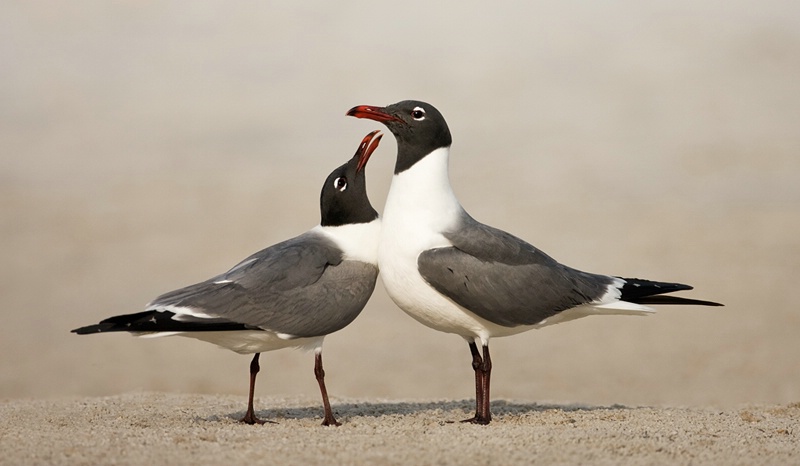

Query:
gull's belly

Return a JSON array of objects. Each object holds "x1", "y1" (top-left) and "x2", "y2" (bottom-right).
[
  {"x1": 378, "y1": 237, "x2": 527, "y2": 341},
  {"x1": 142, "y1": 331, "x2": 324, "y2": 354}
]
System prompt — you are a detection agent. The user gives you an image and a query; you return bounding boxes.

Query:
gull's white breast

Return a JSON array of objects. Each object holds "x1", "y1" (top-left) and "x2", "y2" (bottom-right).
[{"x1": 378, "y1": 148, "x2": 525, "y2": 343}]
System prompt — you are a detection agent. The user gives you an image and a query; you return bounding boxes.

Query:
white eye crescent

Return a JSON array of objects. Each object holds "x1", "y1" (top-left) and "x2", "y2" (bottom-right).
[
  {"x1": 333, "y1": 177, "x2": 347, "y2": 191},
  {"x1": 411, "y1": 106, "x2": 426, "y2": 121}
]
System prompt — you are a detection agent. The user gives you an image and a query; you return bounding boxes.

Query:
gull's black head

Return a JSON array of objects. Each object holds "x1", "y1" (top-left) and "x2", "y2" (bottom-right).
[
  {"x1": 346, "y1": 100, "x2": 452, "y2": 174},
  {"x1": 320, "y1": 130, "x2": 381, "y2": 227}
]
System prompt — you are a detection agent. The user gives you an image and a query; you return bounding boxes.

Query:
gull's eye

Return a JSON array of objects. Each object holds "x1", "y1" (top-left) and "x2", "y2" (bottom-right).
[
  {"x1": 411, "y1": 106, "x2": 426, "y2": 121},
  {"x1": 333, "y1": 177, "x2": 347, "y2": 191}
]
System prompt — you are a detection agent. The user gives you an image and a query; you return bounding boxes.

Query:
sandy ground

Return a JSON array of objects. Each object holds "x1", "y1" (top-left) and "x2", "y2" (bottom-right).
[
  {"x1": 2, "y1": 393, "x2": 799, "y2": 465},
  {"x1": 2, "y1": 1, "x2": 800, "y2": 464}
]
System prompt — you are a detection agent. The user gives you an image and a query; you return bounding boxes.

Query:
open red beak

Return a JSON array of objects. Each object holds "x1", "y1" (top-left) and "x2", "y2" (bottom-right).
[
  {"x1": 346, "y1": 105, "x2": 405, "y2": 124},
  {"x1": 355, "y1": 130, "x2": 383, "y2": 173}
]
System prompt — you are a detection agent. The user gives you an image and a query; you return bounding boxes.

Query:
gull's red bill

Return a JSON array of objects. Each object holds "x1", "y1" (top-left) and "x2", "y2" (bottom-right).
[
  {"x1": 355, "y1": 130, "x2": 383, "y2": 173},
  {"x1": 346, "y1": 105, "x2": 405, "y2": 124}
]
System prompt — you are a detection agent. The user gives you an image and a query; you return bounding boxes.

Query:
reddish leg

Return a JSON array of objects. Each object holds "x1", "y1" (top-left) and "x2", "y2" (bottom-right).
[
  {"x1": 240, "y1": 353, "x2": 272, "y2": 425},
  {"x1": 314, "y1": 352, "x2": 341, "y2": 426},
  {"x1": 461, "y1": 342, "x2": 492, "y2": 425}
]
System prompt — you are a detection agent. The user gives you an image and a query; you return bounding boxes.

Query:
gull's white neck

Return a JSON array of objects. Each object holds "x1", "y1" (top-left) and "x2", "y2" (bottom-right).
[
  {"x1": 383, "y1": 147, "x2": 463, "y2": 235},
  {"x1": 378, "y1": 145, "x2": 505, "y2": 339},
  {"x1": 314, "y1": 219, "x2": 381, "y2": 265}
]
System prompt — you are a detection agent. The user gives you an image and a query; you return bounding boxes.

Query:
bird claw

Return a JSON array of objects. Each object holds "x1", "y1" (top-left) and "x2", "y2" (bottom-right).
[
  {"x1": 239, "y1": 413, "x2": 276, "y2": 425},
  {"x1": 322, "y1": 418, "x2": 342, "y2": 427},
  {"x1": 460, "y1": 416, "x2": 491, "y2": 425}
]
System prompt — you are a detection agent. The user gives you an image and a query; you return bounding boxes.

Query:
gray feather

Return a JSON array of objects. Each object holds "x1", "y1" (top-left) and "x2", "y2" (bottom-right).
[
  {"x1": 148, "y1": 231, "x2": 378, "y2": 337},
  {"x1": 418, "y1": 214, "x2": 613, "y2": 327}
]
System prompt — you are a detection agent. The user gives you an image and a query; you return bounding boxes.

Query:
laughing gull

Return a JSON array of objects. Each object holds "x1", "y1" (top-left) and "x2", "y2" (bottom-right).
[
  {"x1": 347, "y1": 100, "x2": 722, "y2": 424},
  {"x1": 72, "y1": 131, "x2": 384, "y2": 426}
]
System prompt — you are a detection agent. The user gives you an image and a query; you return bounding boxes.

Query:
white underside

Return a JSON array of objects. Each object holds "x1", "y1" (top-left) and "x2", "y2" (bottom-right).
[
  {"x1": 138, "y1": 330, "x2": 324, "y2": 354},
  {"x1": 379, "y1": 147, "x2": 654, "y2": 346},
  {"x1": 138, "y1": 295, "x2": 329, "y2": 354}
]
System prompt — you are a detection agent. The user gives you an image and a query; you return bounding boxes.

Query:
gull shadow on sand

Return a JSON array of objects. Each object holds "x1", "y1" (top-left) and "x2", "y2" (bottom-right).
[{"x1": 206, "y1": 399, "x2": 633, "y2": 424}]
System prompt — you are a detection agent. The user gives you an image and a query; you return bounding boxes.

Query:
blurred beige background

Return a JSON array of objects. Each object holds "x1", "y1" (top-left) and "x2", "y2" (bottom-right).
[{"x1": 2, "y1": 0, "x2": 798, "y2": 409}]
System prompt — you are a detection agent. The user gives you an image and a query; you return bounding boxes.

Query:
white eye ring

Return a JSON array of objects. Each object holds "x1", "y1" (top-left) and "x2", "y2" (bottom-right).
[
  {"x1": 411, "y1": 106, "x2": 426, "y2": 121},
  {"x1": 333, "y1": 177, "x2": 347, "y2": 191}
]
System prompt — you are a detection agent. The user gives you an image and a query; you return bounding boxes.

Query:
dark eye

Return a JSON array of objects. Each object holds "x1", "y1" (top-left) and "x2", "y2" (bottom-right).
[
  {"x1": 333, "y1": 176, "x2": 347, "y2": 191},
  {"x1": 411, "y1": 107, "x2": 426, "y2": 121}
]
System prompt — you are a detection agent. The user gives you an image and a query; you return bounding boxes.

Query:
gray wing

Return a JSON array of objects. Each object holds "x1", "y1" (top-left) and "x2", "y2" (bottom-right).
[
  {"x1": 418, "y1": 214, "x2": 613, "y2": 327},
  {"x1": 149, "y1": 231, "x2": 378, "y2": 337}
]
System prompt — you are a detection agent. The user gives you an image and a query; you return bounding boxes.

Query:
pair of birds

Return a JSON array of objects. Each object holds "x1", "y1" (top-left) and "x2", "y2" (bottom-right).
[{"x1": 73, "y1": 100, "x2": 721, "y2": 426}]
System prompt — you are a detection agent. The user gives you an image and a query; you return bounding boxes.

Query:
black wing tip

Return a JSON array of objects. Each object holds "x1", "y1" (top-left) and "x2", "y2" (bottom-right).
[
  {"x1": 635, "y1": 296, "x2": 724, "y2": 307},
  {"x1": 620, "y1": 277, "x2": 693, "y2": 290},
  {"x1": 71, "y1": 322, "x2": 128, "y2": 335},
  {"x1": 618, "y1": 277, "x2": 722, "y2": 306},
  {"x1": 71, "y1": 310, "x2": 255, "y2": 334},
  {"x1": 71, "y1": 310, "x2": 162, "y2": 335}
]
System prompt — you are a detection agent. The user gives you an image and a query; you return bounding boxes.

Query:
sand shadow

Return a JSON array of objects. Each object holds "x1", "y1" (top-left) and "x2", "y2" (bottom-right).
[{"x1": 207, "y1": 399, "x2": 633, "y2": 424}]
